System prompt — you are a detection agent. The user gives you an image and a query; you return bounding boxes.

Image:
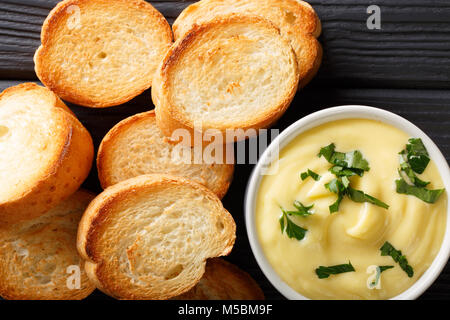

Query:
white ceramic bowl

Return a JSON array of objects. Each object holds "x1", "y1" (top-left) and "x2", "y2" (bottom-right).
[{"x1": 245, "y1": 105, "x2": 450, "y2": 300}]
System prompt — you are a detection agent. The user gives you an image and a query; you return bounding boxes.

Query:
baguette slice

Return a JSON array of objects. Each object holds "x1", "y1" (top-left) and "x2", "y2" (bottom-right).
[
  {"x1": 77, "y1": 174, "x2": 236, "y2": 300},
  {"x1": 173, "y1": 0, "x2": 322, "y2": 87},
  {"x1": 175, "y1": 258, "x2": 264, "y2": 300},
  {"x1": 153, "y1": 14, "x2": 299, "y2": 143},
  {"x1": 34, "y1": 0, "x2": 173, "y2": 108},
  {"x1": 0, "y1": 83, "x2": 93, "y2": 225},
  {"x1": 0, "y1": 190, "x2": 96, "y2": 300},
  {"x1": 97, "y1": 110, "x2": 234, "y2": 198}
]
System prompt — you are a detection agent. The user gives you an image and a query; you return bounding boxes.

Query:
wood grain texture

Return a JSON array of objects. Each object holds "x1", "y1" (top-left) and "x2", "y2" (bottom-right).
[
  {"x1": 1, "y1": 80, "x2": 448, "y2": 300},
  {"x1": 0, "y1": 0, "x2": 450, "y2": 87},
  {"x1": 311, "y1": 0, "x2": 450, "y2": 88},
  {"x1": 0, "y1": 0, "x2": 449, "y2": 300}
]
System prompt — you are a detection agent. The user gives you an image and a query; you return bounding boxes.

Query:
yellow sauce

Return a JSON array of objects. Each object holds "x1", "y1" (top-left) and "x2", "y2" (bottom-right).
[{"x1": 255, "y1": 119, "x2": 447, "y2": 299}]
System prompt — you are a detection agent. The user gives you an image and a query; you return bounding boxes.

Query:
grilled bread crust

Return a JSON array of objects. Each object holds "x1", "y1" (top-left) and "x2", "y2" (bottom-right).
[
  {"x1": 0, "y1": 190, "x2": 96, "y2": 300},
  {"x1": 0, "y1": 83, "x2": 93, "y2": 225},
  {"x1": 173, "y1": 0, "x2": 322, "y2": 87},
  {"x1": 153, "y1": 14, "x2": 300, "y2": 144},
  {"x1": 77, "y1": 174, "x2": 236, "y2": 300},
  {"x1": 175, "y1": 258, "x2": 264, "y2": 300},
  {"x1": 97, "y1": 110, "x2": 234, "y2": 198},
  {"x1": 34, "y1": 0, "x2": 173, "y2": 108}
]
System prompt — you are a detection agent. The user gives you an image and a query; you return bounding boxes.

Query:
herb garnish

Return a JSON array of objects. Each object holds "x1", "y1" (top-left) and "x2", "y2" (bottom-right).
[
  {"x1": 315, "y1": 261, "x2": 355, "y2": 279},
  {"x1": 347, "y1": 187, "x2": 389, "y2": 209},
  {"x1": 318, "y1": 145, "x2": 389, "y2": 213},
  {"x1": 318, "y1": 143, "x2": 370, "y2": 172},
  {"x1": 301, "y1": 169, "x2": 321, "y2": 181},
  {"x1": 325, "y1": 178, "x2": 347, "y2": 213},
  {"x1": 325, "y1": 177, "x2": 348, "y2": 195},
  {"x1": 281, "y1": 201, "x2": 314, "y2": 217},
  {"x1": 279, "y1": 210, "x2": 307, "y2": 241},
  {"x1": 328, "y1": 194, "x2": 343, "y2": 214},
  {"x1": 404, "y1": 138, "x2": 430, "y2": 174},
  {"x1": 324, "y1": 179, "x2": 389, "y2": 213},
  {"x1": 378, "y1": 265, "x2": 394, "y2": 273},
  {"x1": 399, "y1": 162, "x2": 430, "y2": 188},
  {"x1": 396, "y1": 138, "x2": 444, "y2": 203},
  {"x1": 396, "y1": 179, "x2": 444, "y2": 204},
  {"x1": 329, "y1": 165, "x2": 363, "y2": 177},
  {"x1": 279, "y1": 201, "x2": 313, "y2": 240},
  {"x1": 380, "y1": 241, "x2": 414, "y2": 278},
  {"x1": 370, "y1": 265, "x2": 394, "y2": 287}
]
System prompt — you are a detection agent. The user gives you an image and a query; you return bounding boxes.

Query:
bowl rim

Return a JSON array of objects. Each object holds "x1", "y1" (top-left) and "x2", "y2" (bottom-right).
[{"x1": 244, "y1": 105, "x2": 450, "y2": 300}]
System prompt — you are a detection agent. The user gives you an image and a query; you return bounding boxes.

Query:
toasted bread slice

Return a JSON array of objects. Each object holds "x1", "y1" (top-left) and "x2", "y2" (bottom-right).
[
  {"x1": 173, "y1": 0, "x2": 322, "y2": 87},
  {"x1": 174, "y1": 258, "x2": 264, "y2": 300},
  {"x1": 97, "y1": 110, "x2": 234, "y2": 198},
  {"x1": 77, "y1": 174, "x2": 236, "y2": 300},
  {"x1": 153, "y1": 14, "x2": 299, "y2": 143},
  {"x1": 0, "y1": 83, "x2": 93, "y2": 225},
  {"x1": 34, "y1": 0, "x2": 173, "y2": 108},
  {"x1": 0, "y1": 190, "x2": 96, "y2": 300}
]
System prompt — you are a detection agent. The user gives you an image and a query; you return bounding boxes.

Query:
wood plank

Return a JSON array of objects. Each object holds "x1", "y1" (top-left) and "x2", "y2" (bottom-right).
[
  {"x1": 311, "y1": 0, "x2": 450, "y2": 88},
  {"x1": 0, "y1": 0, "x2": 450, "y2": 88},
  {"x1": 1, "y1": 80, "x2": 448, "y2": 300},
  {"x1": 1, "y1": 0, "x2": 449, "y2": 301}
]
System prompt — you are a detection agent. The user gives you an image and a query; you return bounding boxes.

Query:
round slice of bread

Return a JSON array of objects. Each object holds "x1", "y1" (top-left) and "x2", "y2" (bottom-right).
[
  {"x1": 0, "y1": 190, "x2": 96, "y2": 300},
  {"x1": 172, "y1": 0, "x2": 322, "y2": 87},
  {"x1": 174, "y1": 258, "x2": 264, "y2": 300},
  {"x1": 77, "y1": 174, "x2": 236, "y2": 300},
  {"x1": 97, "y1": 110, "x2": 234, "y2": 198},
  {"x1": 152, "y1": 14, "x2": 300, "y2": 143},
  {"x1": 0, "y1": 83, "x2": 94, "y2": 225},
  {"x1": 34, "y1": 0, "x2": 173, "y2": 108}
]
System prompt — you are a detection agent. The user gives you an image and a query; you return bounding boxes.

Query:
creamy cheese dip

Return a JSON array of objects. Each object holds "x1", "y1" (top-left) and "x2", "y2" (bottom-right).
[{"x1": 255, "y1": 119, "x2": 447, "y2": 299}]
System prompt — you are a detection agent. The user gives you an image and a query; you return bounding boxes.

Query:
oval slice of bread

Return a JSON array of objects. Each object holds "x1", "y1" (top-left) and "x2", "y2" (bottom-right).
[
  {"x1": 153, "y1": 14, "x2": 300, "y2": 143},
  {"x1": 97, "y1": 110, "x2": 234, "y2": 198},
  {"x1": 0, "y1": 83, "x2": 93, "y2": 225},
  {"x1": 174, "y1": 258, "x2": 264, "y2": 300},
  {"x1": 0, "y1": 190, "x2": 96, "y2": 300},
  {"x1": 77, "y1": 174, "x2": 236, "y2": 300},
  {"x1": 34, "y1": 0, "x2": 173, "y2": 108},
  {"x1": 173, "y1": 0, "x2": 322, "y2": 87}
]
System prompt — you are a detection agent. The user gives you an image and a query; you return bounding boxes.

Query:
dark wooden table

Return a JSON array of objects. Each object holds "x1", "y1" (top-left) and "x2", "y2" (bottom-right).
[{"x1": 0, "y1": 0, "x2": 449, "y2": 300}]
